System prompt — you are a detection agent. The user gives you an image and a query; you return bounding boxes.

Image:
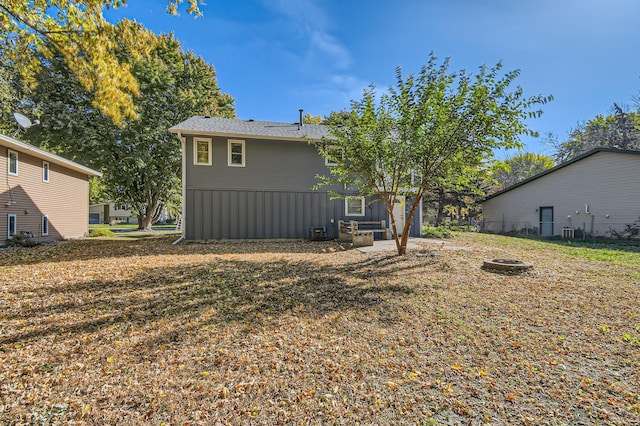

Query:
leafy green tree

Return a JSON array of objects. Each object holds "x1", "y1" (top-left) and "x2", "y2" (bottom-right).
[
  {"x1": 0, "y1": 63, "x2": 18, "y2": 134},
  {"x1": 428, "y1": 165, "x2": 496, "y2": 226},
  {"x1": 302, "y1": 113, "x2": 323, "y2": 125},
  {"x1": 494, "y1": 152, "x2": 555, "y2": 190},
  {"x1": 89, "y1": 177, "x2": 108, "y2": 205},
  {"x1": 316, "y1": 55, "x2": 551, "y2": 255},
  {"x1": 23, "y1": 22, "x2": 234, "y2": 230},
  {"x1": 323, "y1": 110, "x2": 350, "y2": 125},
  {"x1": 551, "y1": 104, "x2": 640, "y2": 163},
  {"x1": 0, "y1": 39, "x2": 30, "y2": 135},
  {"x1": 0, "y1": 0, "x2": 202, "y2": 123}
]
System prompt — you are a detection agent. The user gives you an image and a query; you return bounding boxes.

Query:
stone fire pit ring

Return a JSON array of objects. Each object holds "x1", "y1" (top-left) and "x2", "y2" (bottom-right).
[{"x1": 482, "y1": 258, "x2": 533, "y2": 272}]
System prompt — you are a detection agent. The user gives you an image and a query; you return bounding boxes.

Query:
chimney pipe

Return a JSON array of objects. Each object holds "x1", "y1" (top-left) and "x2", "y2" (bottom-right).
[{"x1": 299, "y1": 108, "x2": 304, "y2": 129}]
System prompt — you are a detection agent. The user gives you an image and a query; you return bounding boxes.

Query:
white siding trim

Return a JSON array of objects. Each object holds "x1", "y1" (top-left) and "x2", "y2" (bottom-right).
[
  {"x1": 42, "y1": 160, "x2": 50, "y2": 182},
  {"x1": 227, "y1": 139, "x2": 245, "y2": 167},
  {"x1": 1, "y1": 133, "x2": 100, "y2": 176},
  {"x1": 345, "y1": 197, "x2": 365, "y2": 217},
  {"x1": 7, "y1": 214, "x2": 17, "y2": 238},
  {"x1": 42, "y1": 214, "x2": 49, "y2": 236},
  {"x1": 181, "y1": 136, "x2": 187, "y2": 238},
  {"x1": 8, "y1": 149, "x2": 18, "y2": 176},
  {"x1": 193, "y1": 137, "x2": 212, "y2": 166}
]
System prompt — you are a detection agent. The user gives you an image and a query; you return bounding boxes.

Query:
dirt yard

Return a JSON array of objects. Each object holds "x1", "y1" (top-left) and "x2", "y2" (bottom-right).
[{"x1": 1, "y1": 234, "x2": 638, "y2": 424}]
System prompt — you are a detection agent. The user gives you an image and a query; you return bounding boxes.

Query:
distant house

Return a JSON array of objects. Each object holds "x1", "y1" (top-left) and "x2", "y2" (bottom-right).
[
  {"x1": 481, "y1": 148, "x2": 640, "y2": 238},
  {"x1": 168, "y1": 116, "x2": 422, "y2": 240},
  {"x1": 89, "y1": 202, "x2": 138, "y2": 225},
  {"x1": 1, "y1": 133, "x2": 101, "y2": 245}
]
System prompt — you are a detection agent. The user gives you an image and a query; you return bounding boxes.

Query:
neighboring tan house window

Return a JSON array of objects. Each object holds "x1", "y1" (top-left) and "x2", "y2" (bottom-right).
[
  {"x1": 7, "y1": 214, "x2": 17, "y2": 238},
  {"x1": 43, "y1": 161, "x2": 50, "y2": 182},
  {"x1": 228, "y1": 139, "x2": 245, "y2": 167},
  {"x1": 8, "y1": 149, "x2": 18, "y2": 175},
  {"x1": 42, "y1": 214, "x2": 49, "y2": 236},
  {"x1": 193, "y1": 138, "x2": 212, "y2": 165},
  {"x1": 345, "y1": 197, "x2": 365, "y2": 216}
]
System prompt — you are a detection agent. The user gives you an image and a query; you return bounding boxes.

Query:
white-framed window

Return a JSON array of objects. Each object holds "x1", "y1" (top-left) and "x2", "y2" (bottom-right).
[
  {"x1": 8, "y1": 149, "x2": 18, "y2": 175},
  {"x1": 324, "y1": 145, "x2": 339, "y2": 166},
  {"x1": 193, "y1": 138, "x2": 212, "y2": 165},
  {"x1": 42, "y1": 214, "x2": 49, "y2": 236},
  {"x1": 7, "y1": 214, "x2": 17, "y2": 239},
  {"x1": 345, "y1": 197, "x2": 366, "y2": 216},
  {"x1": 43, "y1": 161, "x2": 50, "y2": 182},
  {"x1": 227, "y1": 139, "x2": 245, "y2": 167}
]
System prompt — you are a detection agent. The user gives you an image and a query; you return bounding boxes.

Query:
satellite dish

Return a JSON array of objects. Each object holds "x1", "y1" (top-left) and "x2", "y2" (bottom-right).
[
  {"x1": 12, "y1": 112, "x2": 40, "y2": 136},
  {"x1": 14, "y1": 112, "x2": 33, "y2": 129}
]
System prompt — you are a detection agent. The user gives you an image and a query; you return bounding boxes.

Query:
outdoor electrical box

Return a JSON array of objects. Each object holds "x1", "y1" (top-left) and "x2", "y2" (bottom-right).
[{"x1": 309, "y1": 227, "x2": 326, "y2": 241}]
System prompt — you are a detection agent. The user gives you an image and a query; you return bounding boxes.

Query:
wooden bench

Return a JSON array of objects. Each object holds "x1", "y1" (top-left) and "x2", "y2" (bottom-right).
[
  {"x1": 338, "y1": 220, "x2": 391, "y2": 247},
  {"x1": 355, "y1": 220, "x2": 392, "y2": 240}
]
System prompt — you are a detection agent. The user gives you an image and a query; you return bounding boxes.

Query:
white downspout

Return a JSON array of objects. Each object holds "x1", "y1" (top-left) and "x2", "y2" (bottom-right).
[
  {"x1": 417, "y1": 196, "x2": 423, "y2": 237},
  {"x1": 173, "y1": 133, "x2": 187, "y2": 245}
]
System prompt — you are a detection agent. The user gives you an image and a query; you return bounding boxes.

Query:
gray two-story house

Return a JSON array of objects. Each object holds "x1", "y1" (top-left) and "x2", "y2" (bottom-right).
[{"x1": 169, "y1": 116, "x2": 422, "y2": 241}]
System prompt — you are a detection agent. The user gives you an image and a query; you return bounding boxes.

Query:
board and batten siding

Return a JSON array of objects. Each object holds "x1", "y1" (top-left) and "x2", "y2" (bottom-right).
[
  {"x1": 186, "y1": 189, "x2": 387, "y2": 239},
  {"x1": 482, "y1": 151, "x2": 640, "y2": 236},
  {"x1": 1, "y1": 144, "x2": 90, "y2": 243},
  {"x1": 182, "y1": 135, "x2": 394, "y2": 239}
]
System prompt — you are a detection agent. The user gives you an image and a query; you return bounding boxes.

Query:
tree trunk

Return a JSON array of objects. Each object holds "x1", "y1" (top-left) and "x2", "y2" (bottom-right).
[
  {"x1": 136, "y1": 189, "x2": 165, "y2": 231},
  {"x1": 395, "y1": 192, "x2": 424, "y2": 256},
  {"x1": 138, "y1": 214, "x2": 154, "y2": 231}
]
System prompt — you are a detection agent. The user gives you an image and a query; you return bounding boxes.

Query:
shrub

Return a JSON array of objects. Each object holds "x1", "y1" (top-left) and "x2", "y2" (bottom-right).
[
  {"x1": 89, "y1": 229, "x2": 116, "y2": 238},
  {"x1": 421, "y1": 225, "x2": 456, "y2": 239},
  {"x1": 8, "y1": 234, "x2": 39, "y2": 247}
]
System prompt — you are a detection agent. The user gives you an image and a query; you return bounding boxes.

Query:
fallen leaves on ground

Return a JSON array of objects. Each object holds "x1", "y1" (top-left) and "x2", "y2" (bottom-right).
[{"x1": 0, "y1": 234, "x2": 638, "y2": 424}]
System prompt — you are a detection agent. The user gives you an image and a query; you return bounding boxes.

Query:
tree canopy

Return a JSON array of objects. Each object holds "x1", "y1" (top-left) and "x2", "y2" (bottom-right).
[
  {"x1": 315, "y1": 54, "x2": 551, "y2": 255},
  {"x1": 14, "y1": 21, "x2": 234, "y2": 229},
  {"x1": 494, "y1": 152, "x2": 555, "y2": 190},
  {"x1": 549, "y1": 104, "x2": 640, "y2": 163},
  {"x1": 0, "y1": 0, "x2": 203, "y2": 123}
]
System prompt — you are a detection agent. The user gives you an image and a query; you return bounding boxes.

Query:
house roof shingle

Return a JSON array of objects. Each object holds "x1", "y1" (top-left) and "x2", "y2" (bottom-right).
[{"x1": 169, "y1": 116, "x2": 331, "y2": 141}]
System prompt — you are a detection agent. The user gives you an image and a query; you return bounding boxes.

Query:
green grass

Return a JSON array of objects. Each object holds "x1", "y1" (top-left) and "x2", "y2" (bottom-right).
[
  {"x1": 89, "y1": 223, "x2": 137, "y2": 229},
  {"x1": 108, "y1": 230, "x2": 180, "y2": 240},
  {"x1": 88, "y1": 229, "x2": 116, "y2": 237},
  {"x1": 474, "y1": 232, "x2": 640, "y2": 267},
  {"x1": 551, "y1": 242, "x2": 640, "y2": 266},
  {"x1": 89, "y1": 223, "x2": 177, "y2": 230}
]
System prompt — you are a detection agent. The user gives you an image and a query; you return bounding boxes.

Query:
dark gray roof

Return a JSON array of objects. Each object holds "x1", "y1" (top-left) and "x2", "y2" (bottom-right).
[
  {"x1": 169, "y1": 116, "x2": 330, "y2": 141},
  {"x1": 483, "y1": 147, "x2": 640, "y2": 202}
]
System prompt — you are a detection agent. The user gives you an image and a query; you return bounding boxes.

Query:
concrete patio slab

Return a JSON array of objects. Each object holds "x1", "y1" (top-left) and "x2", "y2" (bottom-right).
[{"x1": 356, "y1": 237, "x2": 448, "y2": 253}]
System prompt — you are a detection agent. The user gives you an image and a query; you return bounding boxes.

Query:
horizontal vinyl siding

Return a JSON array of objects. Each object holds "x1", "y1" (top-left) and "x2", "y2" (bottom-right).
[
  {"x1": 185, "y1": 135, "x2": 333, "y2": 193},
  {"x1": 483, "y1": 152, "x2": 640, "y2": 236},
  {"x1": 1, "y1": 144, "x2": 89, "y2": 244}
]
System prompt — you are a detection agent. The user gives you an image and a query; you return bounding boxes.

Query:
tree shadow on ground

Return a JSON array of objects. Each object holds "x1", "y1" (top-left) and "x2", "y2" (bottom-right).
[
  {"x1": 0, "y1": 253, "x2": 424, "y2": 348},
  {"x1": 0, "y1": 237, "x2": 355, "y2": 266}
]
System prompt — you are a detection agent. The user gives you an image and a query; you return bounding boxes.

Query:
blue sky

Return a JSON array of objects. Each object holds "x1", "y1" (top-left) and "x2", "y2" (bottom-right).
[{"x1": 105, "y1": 0, "x2": 640, "y2": 158}]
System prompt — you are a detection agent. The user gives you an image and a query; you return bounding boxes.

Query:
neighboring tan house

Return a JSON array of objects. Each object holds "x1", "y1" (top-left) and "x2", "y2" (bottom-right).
[
  {"x1": 1, "y1": 133, "x2": 101, "y2": 245},
  {"x1": 89, "y1": 202, "x2": 138, "y2": 225},
  {"x1": 481, "y1": 148, "x2": 640, "y2": 238},
  {"x1": 168, "y1": 116, "x2": 422, "y2": 240}
]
